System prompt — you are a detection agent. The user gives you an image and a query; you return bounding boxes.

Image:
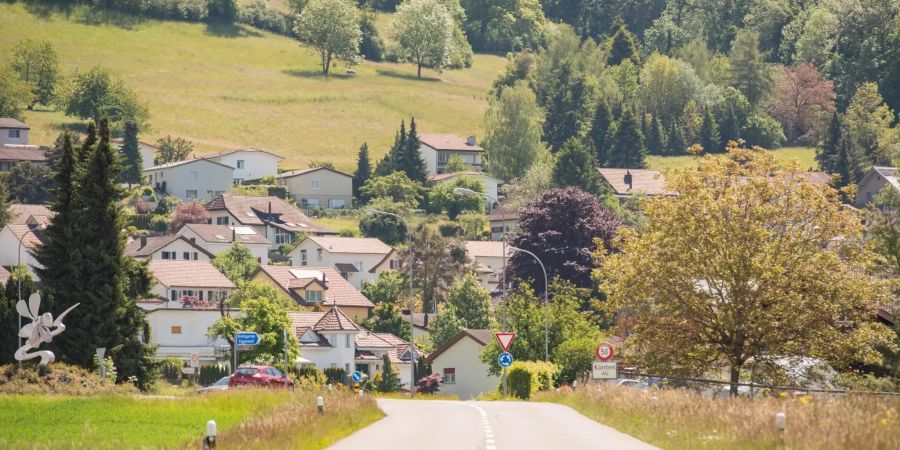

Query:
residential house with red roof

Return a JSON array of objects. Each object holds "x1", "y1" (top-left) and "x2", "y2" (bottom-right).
[
  {"x1": 174, "y1": 223, "x2": 271, "y2": 263},
  {"x1": 253, "y1": 265, "x2": 374, "y2": 320},
  {"x1": 205, "y1": 194, "x2": 334, "y2": 248},
  {"x1": 126, "y1": 235, "x2": 215, "y2": 261},
  {"x1": 288, "y1": 236, "x2": 397, "y2": 289},
  {"x1": 418, "y1": 133, "x2": 485, "y2": 176}
]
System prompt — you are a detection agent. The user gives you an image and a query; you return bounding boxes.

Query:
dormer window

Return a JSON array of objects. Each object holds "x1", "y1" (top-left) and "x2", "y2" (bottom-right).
[{"x1": 305, "y1": 290, "x2": 322, "y2": 302}]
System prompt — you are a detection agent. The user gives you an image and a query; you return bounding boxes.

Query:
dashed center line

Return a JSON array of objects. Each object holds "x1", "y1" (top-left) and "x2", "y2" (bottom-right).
[{"x1": 441, "y1": 401, "x2": 497, "y2": 450}]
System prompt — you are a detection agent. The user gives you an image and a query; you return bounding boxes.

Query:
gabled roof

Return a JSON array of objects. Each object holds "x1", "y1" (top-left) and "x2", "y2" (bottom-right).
[
  {"x1": 4, "y1": 224, "x2": 45, "y2": 249},
  {"x1": 9, "y1": 204, "x2": 53, "y2": 225},
  {"x1": 419, "y1": 134, "x2": 484, "y2": 152},
  {"x1": 256, "y1": 265, "x2": 374, "y2": 308},
  {"x1": 401, "y1": 312, "x2": 435, "y2": 330},
  {"x1": 178, "y1": 223, "x2": 270, "y2": 245},
  {"x1": 148, "y1": 260, "x2": 236, "y2": 289},
  {"x1": 291, "y1": 305, "x2": 361, "y2": 331},
  {"x1": 427, "y1": 171, "x2": 502, "y2": 184},
  {"x1": 146, "y1": 158, "x2": 234, "y2": 171},
  {"x1": 860, "y1": 166, "x2": 900, "y2": 192},
  {"x1": 369, "y1": 248, "x2": 399, "y2": 273},
  {"x1": 0, "y1": 147, "x2": 46, "y2": 162},
  {"x1": 0, "y1": 118, "x2": 28, "y2": 129},
  {"x1": 306, "y1": 236, "x2": 392, "y2": 255},
  {"x1": 205, "y1": 195, "x2": 332, "y2": 234},
  {"x1": 426, "y1": 329, "x2": 495, "y2": 363},
  {"x1": 271, "y1": 166, "x2": 352, "y2": 180},
  {"x1": 597, "y1": 168, "x2": 668, "y2": 196},
  {"x1": 0, "y1": 265, "x2": 10, "y2": 285},
  {"x1": 125, "y1": 235, "x2": 215, "y2": 259},
  {"x1": 355, "y1": 330, "x2": 396, "y2": 349},
  {"x1": 465, "y1": 240, "x2": 508, "y2": 259},
  {"x1": 198, "y1": 147, "x2": 285, "y2": 161}
]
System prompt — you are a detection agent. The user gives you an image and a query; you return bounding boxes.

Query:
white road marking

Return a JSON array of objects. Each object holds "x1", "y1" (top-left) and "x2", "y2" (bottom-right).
[{"x1": 441, "y1": 401, "x2": 497, "y2": 450}]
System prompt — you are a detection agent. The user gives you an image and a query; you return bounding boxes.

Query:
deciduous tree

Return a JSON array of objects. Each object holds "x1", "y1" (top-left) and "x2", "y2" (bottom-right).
[
  {"x1": 360, "y1": 172, "x2": 424, "y2": 208},
  {"x1": 10, "y1": 39, "x2": 59, "y2": 109},
  {"x1": 154, "y1": 135, "x2": 194, "y2": 165},
  {"x1": 391, "y1": 0, "x2": 455, "y2": 78},
  {"x1": 212, "y1": 243, "x2": 260, "y2": 284},
  {"x1": 296, "y1": 0, "x2": 362, "y2": 77},
  {"x1": 398, "y1": 224, "x2": 469, "y2": 312},
  {"x1": 483, "y1": 82, "x2": 545, "y2": 181},
  {"x1": 764, "y1": 63, "x2": 836, "y2": 144},
  {"x1": 59, "y1": 67, "x2": 149, "y2": 131},
  {"x1": 0, "y1": 68, "x2": 33, "y2": 120},
  {"x1": 169, "y1": 201, "x2": 210, "y2": 233},
  {"x1": 427, "y1": 175, "x2": 484, "y2": 220}
]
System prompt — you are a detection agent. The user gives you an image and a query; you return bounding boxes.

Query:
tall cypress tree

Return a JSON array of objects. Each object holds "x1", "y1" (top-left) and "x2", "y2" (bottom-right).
[
  {"x1": 816, "y1": 112, "x2": 842, "y2": 174},
  {"x1": 834, "y1": 136, "x2": 853, "y2": 189},
  {"x1": 607, "y1": 19, "x2": 641, "y2": 66},
  {"x1": 699, "y1": 109, "x2": 721, "y2": 153},
  {"x1": 399, "y1": 117, "x2": 428, "y2": 183},
  {"x1": 120, "y1": 121, "x2": 143, "y2": 186},
  {"x1": 354, "y1": 142, "x2": 372, "y2": 203},
  {"x1": 375, "y1": 120, "x2": 406, "y2": 177},
  {"x1": 608, "y1": 109, "x2": 647, "y2": 168},
  {"x1": 590, "y1": 99, "x2": 612, "y2": 165},
  {"x1": 552, "y1": 138, "x2": 606, "y2": 195},
  {"x1": 645, "y1": 115, "x2": 665, "y2": 156}
]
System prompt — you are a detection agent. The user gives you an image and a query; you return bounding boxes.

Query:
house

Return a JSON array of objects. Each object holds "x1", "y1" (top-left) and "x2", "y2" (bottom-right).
[
  {"x1": 427, "y1": 171, "x2": 502, "y2": 208},
  {"x1": 8, "y1": 204, "x2": 53, "y2": 225},
  {"x1": 855, "y1": 167, "x2": 899, "y2": 208},
  {"x1": 288, "y1": 236, "x2": 395, "y2": 289},
  {"x1": 270, "y1": 167, "x2": 353, "y2": 209},
  {"x1": 145, "y1": 158, "x2": 233, "y2": 201},
  {"x1": 204, "y1": 194, "x2": 334, "y2": 248},
  {"x1": 147, "y1": 259, "x2": 236, "y2": 306},
  {"x1": 465, "y1": 241, "x2": 509, "y2": 290},
  {"x1": 0, "y1": 222, "x2": 46, "y2": 279},
  {"x1": 0, "y1": 265, "x2": 10, "y2": 285},
  {"x1": 289, "y1": 306, "x2": 420, "y2": 388},
  {"x1": 418, "y1": 134, "x2": 485, "y2": 176},
  {"x1": 253, "y1": 265, "x2": 374, "y2": 320},
  {"x1": 0, "y1": 118, "x2": 29, "y2": 147},
  {"x1": 598, "y1": 168, "x2": 668, "y2": 199},
  {"x1": 198, "y1": 148, "x2": 284, "y2": 183},
  {"x1": 486, "y1": 207, "x2": 519, "y2": 241},
  {"x1": 426, "y1": 329, "x2": 498, "y2": 399},
  {"x1": 174, "y1": 223, "x2": 270, "y2": 264},
  {"x1": 140, "y1": 305, "x2": 237, "y2": 364},
  {"x1": 0, "y1": 146, "x2": 47, "y2": 172},
  {"x1": 125, "y1": 235, "x2": 215, "y2": 261},
  {"x1": 401, "y1": 312, "x2": 434, "y2": 341},
  {"x1": 112, "y1": 138, "x2": 157, "y2": 171}
]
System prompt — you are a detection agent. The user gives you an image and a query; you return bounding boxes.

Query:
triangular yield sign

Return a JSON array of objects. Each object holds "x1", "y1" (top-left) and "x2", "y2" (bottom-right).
[{"x1": 496, "y1": 332, "x2": 516, "y2": 351}]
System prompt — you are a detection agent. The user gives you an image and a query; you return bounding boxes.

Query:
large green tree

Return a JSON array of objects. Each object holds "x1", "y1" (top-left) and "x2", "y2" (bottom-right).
[
  {"x1": 0, "y1": 67, "x2": 33, "y2": 120},
  {"x1": 427, "y1": 176, "x2": 485, "y2": 219},
  {"x1": 729, "y1": 29, "x2": 773, "y2": 107},
  {"x1": 398, "y1": 224, "x2": 469, "y2": 312},
  {"x1": 354, "y1": 142, "x2": 372, "y2": 203},
  {"x1": 542, "y1": 65, "x2": 598, "y2": 152},
  {"x1": 120, "y1": 121, "x2": 143, "y2": 186},
  {"x1": 589, "y1": 98, "x2": 613, "y2": 165},
  {"x1": 154, "y1": 135, "x2": 194, "y2": 165},
  {"x1": 552, "y1": 138, "x2": 605, "y2": 195},
  {"x1": 5, "y1": 162, "x2": 52, "y2": 204},
  {"x1": 59, "y1": 67, "x2": 149, "y2": 131},
  {"x1": 483, "y1": 82, "x2": 546, "y2": 181},
  {"x1": 212, "y1": 243, "x2": 260, "y2": 285},
  {"x1": 296, "y1": 0, "x2": 362, "y2": 76},
  {"x1": 396, "y1": 117, "x2": 428, "y2": 183},
  {"x1": 607, "y1": 109, "x2": 647, "y2": 168},
  {"x1": 460, "y1": 0, "x2": 547, "y2": 52},
  {"x1": 429, "y1": 274, "x2": 494, "y2": 348},
  {"x1": 10, "y1": 39, "x2": 59, "y2": 109},
  {"x1": 391, "y1": 0, "x2": 455, "y2": 78}
]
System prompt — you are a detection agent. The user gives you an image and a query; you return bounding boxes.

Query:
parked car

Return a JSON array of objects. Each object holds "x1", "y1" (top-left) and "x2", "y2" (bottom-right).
[
  {"x1": 198, "y1": 376, "x2": 231, "y2": 394},
  {"x1": 616, "y1": 379, "x2": 641, "y2": 388},
  {"x1": 229, "y1": 365, "x2": 295, "y2": 388}
]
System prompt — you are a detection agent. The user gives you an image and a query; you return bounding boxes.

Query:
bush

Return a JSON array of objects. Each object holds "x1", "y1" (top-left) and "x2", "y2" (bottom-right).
[
  {"x1": 324, "y1": 367, "x2": 347, "y2": 385},
  {"x1": 0, "y1": 363, "x2": 138, "y2": 396},
  {"x1": 159, "y1": 357, "x2": 184, "y2": 384},
  {"x1": 294, "y1": 365, "x2": 327, "y2": 385},
  {"x1": 742, "y1": 113, "x2": 786, "y2": 148},
  {"x1": 198, "y1": 363, "x2": 231, "y2": 386},
  {"x1": 506, "y1": 365, "x2": 533, "y2": 399},
  {"x1": 438, "y1": 223, "x2": 464, "y2": 237},
  {"x1": 237, "y1": 0, "x2": 289, "y2": 34},
  {"x1": 501, "y1": 361, "x2": 560, "y2": 399},
  {"x1": 416, "y1": 373, "x2": 442, "y2": 394}
]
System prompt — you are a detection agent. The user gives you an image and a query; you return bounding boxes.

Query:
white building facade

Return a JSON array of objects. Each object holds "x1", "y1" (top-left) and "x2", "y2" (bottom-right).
[{"x1": 146, "y1": 159, "x2": 234, "y2": 201}]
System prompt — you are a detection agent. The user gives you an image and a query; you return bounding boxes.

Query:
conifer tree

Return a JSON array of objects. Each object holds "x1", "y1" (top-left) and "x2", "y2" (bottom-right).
[
  {"x1": 668, "y1": 123, "x2": 687, "y2": 156},
  {"x1": 816, "y1": 112, "x2": 842, "y2": 174},
  {"x1": 834, "y1": 136, "x2": 853, "y2": 190},
  {"x1": 699, "y1": 109, "x2": 721, "y2": 153},
  {"x1": 590, "y1": 99, "x2": 612, "y2": 165},
  {"x1": 77, "y1": 122, "x2": 96, "y2": 167},
  {"x1": 0, "y1": 178, "x2": 10, "y2": 229},
  {"x1": 719, "y1": 108, "x2": 740, "y2": 149},
  {"x1": 354, "y1": 142, "x2": 372, "y2": 203},
  {"x1": 375, "y1": 120, "x2": 406, "y2": 176},
  {"x1": 729, "y1": 30, "x2": 773, "y2": 107},
  {"x1": 608, "y1": 109, "x2": 647, "y2": 168},
  {"x1": 120, "y1": 121, "x2": 143, "y2": 186},
  {"x1": 375, "y1": 353, "x2": 401, "y2": 392},
  {"x1": 398, "y1": 117, "x2": 428, "y2": 183},
  {"x1": 552, "y1": 138, "x2": 605, "y2": 195},
  {"x1": 607, "y1": 19, "x2": 641, "y2": 66},
  {"x1": 645, "y1": 115, "x2": 665, "y2": 156},
  {"x1": 0, "y1": 280, "x2": 15, "y2": 364}
]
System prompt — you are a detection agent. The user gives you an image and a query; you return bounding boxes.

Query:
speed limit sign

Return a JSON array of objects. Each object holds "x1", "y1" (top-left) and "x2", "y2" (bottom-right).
[{"x1": 596, "y1": 343, "x2": 614, "y2": 361}]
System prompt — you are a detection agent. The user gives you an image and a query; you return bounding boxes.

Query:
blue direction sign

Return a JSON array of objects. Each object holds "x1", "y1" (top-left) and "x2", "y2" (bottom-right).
[
  {"x1": 235, "y1": 332, "x2": 260, "y2": 346},
  {"x1": 498, "y1": 351, "x2": 513, "y2": 368},
  {"x1": 352, "y1": 371, "x2": 363, "y2": 382}
]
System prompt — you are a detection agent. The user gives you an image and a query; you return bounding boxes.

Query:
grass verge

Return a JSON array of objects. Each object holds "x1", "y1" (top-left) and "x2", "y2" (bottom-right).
[
  {"x1": 536, "y1": 386, "x2": 900, "y2": 450},
  {"x1": 374, "y1": 392, "x2": 460, "y2": 400}
]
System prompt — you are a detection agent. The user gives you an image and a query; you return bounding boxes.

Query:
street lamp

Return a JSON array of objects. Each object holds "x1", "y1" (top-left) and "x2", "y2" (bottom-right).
[
  {"x1": 16, "y1": 227, "x2": 38, "y2": 363},
  {"x1": 366, "y1": 209, "x2": 417, "y2": 398},
  {"x1": 453, "y1": 187, "x2": 511, "y2": 398},
  {"x1": 508, "y1": 246, "x2": 549, "y2": 362}
]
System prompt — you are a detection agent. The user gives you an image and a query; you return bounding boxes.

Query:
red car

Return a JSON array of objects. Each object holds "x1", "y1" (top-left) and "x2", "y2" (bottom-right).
[{"x1": 229, "y1": 365, "x2": 295, "y2": 388}]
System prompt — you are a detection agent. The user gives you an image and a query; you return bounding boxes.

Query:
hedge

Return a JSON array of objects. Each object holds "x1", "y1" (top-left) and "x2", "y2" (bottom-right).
[{"x1": 500, "y1": 361, "x2": 559, "y2": 400}]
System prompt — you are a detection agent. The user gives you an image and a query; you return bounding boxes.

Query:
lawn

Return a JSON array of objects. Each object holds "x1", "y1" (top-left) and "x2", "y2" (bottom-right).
[
  {"x1": 648, "y1": 147, "x2": 819, "y2": 172},
  {"x1": 0, "y1": 2, "x2": 505, "y2": 171}
]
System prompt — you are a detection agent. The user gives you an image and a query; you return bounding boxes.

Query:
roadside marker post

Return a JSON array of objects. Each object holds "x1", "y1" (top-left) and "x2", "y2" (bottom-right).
[
  {"x1": 203, "y1": 420, "x2": 217, "y2": 449},
  {"x1": 317, "y1": 396, "x2": 324, "y2": 415}
]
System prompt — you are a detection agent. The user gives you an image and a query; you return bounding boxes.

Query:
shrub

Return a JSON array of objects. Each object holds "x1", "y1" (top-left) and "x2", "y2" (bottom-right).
[
  {"x1": 198, "y1": 363, "x2": 231, "y2": 386},
  {"x1": 501, "y1": 361, "x2": 560, "y2": 399},
  {"x1": 438, "y1": 223, "x2": 463, "y2": 237},
  {"x1": 93, "y1": 354, "x2": 118, "y2": 382},
  {"x1": 159, "y1": 357, "x2": 184, "y2": 384},
  {"x1": 742, "y1": 113, "x2": 786, "y2": 148},
  {"x1": 237, "y1": 0, "x2": 289, "y2": 34},
  {"x1": 324, "y1": 367, "x2": 347, "y2": 385},
  {"x1": 506, "y1": 365, "x2": 533, "y2": 399},
  {"x1": 0, "y1": 363, "x2": 137, "y2": 396},
  {"x1": 416, "y1": 373, "x2": 442, "y2": 394}
]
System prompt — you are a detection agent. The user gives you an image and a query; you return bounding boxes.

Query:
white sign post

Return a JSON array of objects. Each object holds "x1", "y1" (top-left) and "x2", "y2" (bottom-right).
[{"x1": 592, "y1": 361, "x2": 618, "y2": 379}]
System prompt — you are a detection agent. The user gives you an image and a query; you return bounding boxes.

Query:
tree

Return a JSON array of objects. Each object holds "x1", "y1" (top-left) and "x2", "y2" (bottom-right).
[
  {"x1": 428, "y1": 176, "x2": 485, "y2": 220},
  {"x1": 398, "y1": 224, "x2": 469, "y2": 312},
  {"x1": 120, "y1": 122, "x2": 143, "y2": 186},
  {"x1": 376, "y1": 120, "x2": 406, "y2": 177},
  {"x1": 502, "y1": 155, "x2": 554, "y2": 212},
  {"x1": 596, "y1": 147, "x2": 896, "y2": 395},
  {"x1": 10, "y1": 39, "x2": 59, "y2": 109},
  {"x1": 154, "y1": 135, "x2": 194, "y2": 165},
  {"x1": 764, "y1": 64, "x2": 836, "y2": 144},
  {"x1": 444, "y1": 154, "x2": 467, "y2": 173},
  {"x1": 542, "y1": 66, "x2": 598, "y2": 152},
  {"x1": 729, "y1": 30, "x2": 773, "y2": 107},
  {"x1": 359, "y1": 198, "x2": 409, "y2": 245},
  {"x1": 391, "y1": 0, "x2": 455, "y2": 78},
  {"x1": 169, "y1": 201, "x2": 210, "y2": 233},
  {"x1": 483, "y1": 82, "x2": 545, "y2": 181},
  {"x1": 0, "y1": 280, "x2": 14, "y2": 365},
  {"x1": 4, "y1": 265, "x2": 35, "y2": 304},
  {"x1": 360, "y1": 172, "x2": 424, "y2": 208},
  {"x1": 645, "y1": 114, "x2": 666, "y2": 155},
  {"x1": 296, "y1": 0, "x2": 362, "y2": 77},
  {"x1": 429, "y1": 303, "x2": 467, "y2": 348},
  {"x1": 445, "y1": 274, "x2": 494, "y2": 327},
  {"x1": 59, "y1": 67, "x2": 149, "y2": 131},
  {"x1": 844, "y1": 83, "x2": 899, "y2": 176},
  {"x1": 212, "y1": 243, "x2": 260, "y2": 284},
  {"x1": 589, "y1": 99, "x2": 612, "y2": 165},
  {"x1": 607, "y1": 19, "x2": 641, "y2": 66},
  {"x1": 354, "y1": 142, "x2": 372, "y2": 203},
  {"x1": 638, "y1": 53, "x2": 702, "y2": 128},
  {"x1": 553, "y1": 336, "x2": 598, "y2": 384},
  {"x1": 698, "y1": 109, "x2": 721, "y2": 153},
  {"x1": 460, "y1": 0, "x2": 547, "y2": 53},
  {"x1": 0, "y1": 67, "x2": 33, "y2": 120},
  {"x1": 508, "y1": 187, "x2": 622, "y2": 291},
  {"x1": 361, "y1": 270, "x2": 406, "y2": 305},
  {"x1": 375, "y1": 353, "x2": 402, "y2": 392},
  {"x1": 0, "y1": 178, "x2": 11, "y2": 229},
  {"x1": 362, "y1": 302, "x2": 411, "y2": 341},
  {"x1": 816, "y1": 112, "x2": 842, "y2": 174},
  {"x1": 5, "y1": 162, "x2": 52, "y2": 204},
  {"x1": 607, "y1": 109, "x2": 647, "y2": 169},
  {"x1": 396, "y1": 117, "x2": 428, "y2": 183},
  {"x1": 552, "y1": 138, "x2": 605, "y2": 195},
  {"x1": 360, "y1": 8, "x2": 385, "y2": 61}
]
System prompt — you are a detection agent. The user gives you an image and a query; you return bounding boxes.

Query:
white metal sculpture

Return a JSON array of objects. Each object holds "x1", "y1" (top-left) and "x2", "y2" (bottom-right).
[{"x1": 15, "y1": 293, "x2": 79, "y2": 366}]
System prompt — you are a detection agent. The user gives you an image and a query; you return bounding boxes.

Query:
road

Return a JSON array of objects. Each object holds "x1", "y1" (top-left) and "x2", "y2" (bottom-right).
[{"x1": 328, "y1": 399, "x2": 659, "y2": 450}]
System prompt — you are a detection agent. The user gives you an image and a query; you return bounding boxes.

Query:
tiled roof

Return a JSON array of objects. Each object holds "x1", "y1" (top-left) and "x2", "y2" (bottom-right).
[
  {"x1": 427, "y1": 171, "x2": 500, "y2": 183},
  {"x1": 0, "y1": 118, "x2": 28, "y2": 129},
  {"x1": 5, "y1": 224, "x2": 45, "y2": 249},
  {"x1": 401, "y1": 312, "x2": 434, "y2": 330},
  {"x1": 465, "y1": 240, "x2": 508, "y2": 258},
  {"x1": 146, "y1": 158, "x2": 233, "y2": 171},
  {"x1": 272, "y1": 166, "x2": 352, "y2": 180},
  {"x1": 485, "y1": 206, "x2": 518, "y2": 222},
  {"x1": 308, "y1": 236, "x2": 392, "y2": 255},
  {"x1": 198, "y1": 147, "x2": 285, "y2": 161},
  {"x1": 419, "y1": 134, "x2": 484, "y2": 152},
  {"x1": 148, "y1": 260, "x2": 236, "y2": 289},
  {"x1": 0, "y1": 146, "x2": 47, "y2": 162},
  {"x1": 374, "y1": 332, "x2": 421, "y2": 362},
  {"x1": 463, "y1": 329, "x2": 495, "y2": 345},
  {"x1": 179, "y1": 223, "x2": 270, "y2": 245},
  {"x1": 9, "y1": 204, "x2": 53, "y2": 225},
  {"x1": 125, "y1": 235, "x2": 214, "y2": 258},
  {"x1": 597, "y1": 168, "x2": 668, "y2": 196},
  {"x1": 0, "y1": 265, "x2": 10, "y2": 285},
  {"x1": 257, "y1": 265, "x2": 374, "y2": 308},
  {"x1": 788, "y1": 171, "x2": 832, "y2": 186},
  {"x1": 289, "y1": 312, "x2": 326, "y2": 330},
  {"x1": 205, "y1": 195, "x2": 332, "y2": 234},
  {"x1": 313, "y1": 305, "x2": 360, "y2": 331},
  {"x1": 355, "y1": 330, "x2": 395, "y2": 348},
  {"x1": 426, "y1": 329, "x2": 495, "y2": 363}
]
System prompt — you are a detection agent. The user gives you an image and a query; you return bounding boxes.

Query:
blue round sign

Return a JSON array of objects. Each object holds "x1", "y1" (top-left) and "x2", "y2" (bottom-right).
[
  {"x1": 352, "y1": 371, "x2": 362, "y2": 382},
  {"x1": 498, "y1": 351, "x2": 513, "y2": 368}
]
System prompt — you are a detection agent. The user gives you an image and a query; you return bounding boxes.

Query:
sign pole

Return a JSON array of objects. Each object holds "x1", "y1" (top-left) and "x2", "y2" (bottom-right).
[{"x1": 232, "y1": 333, "x2": 237, "y2": 373}]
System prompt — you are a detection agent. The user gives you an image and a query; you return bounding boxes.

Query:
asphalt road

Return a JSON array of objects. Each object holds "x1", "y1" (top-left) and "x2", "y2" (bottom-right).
[{"x1": 328, "y1": 399, "x2": 659, "y2": 450}]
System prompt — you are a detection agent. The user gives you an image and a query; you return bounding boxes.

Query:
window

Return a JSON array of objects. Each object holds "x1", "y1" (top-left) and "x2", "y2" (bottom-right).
[
  {"x1": 216, "y1": 216, "x2": 229, "y2": 225},
  {"x1": 443, "y1": 368, "x2": 456, "y2": 384},
  {"x1": 162, "y1": 251, "x2": 172, "y2": 260},
  {"x1": 345, "y1": 334, "x2": 351, "y2": 348},
  {"x1": 311, "y1": 179, "x2": 320, "y2": 190},
  {"x1": 183, "y1": 252, "x2": 191, "y2": 260},
  {"x1": 186, "y1": 190, "x2": 198, "y2": 199},
  {"x1": 237, "y1": 160, "x2": 245, "y2": 169},
  {"x1": 275, "y1": 228, "x2": 289, "y2": 245},
  {"x1": 193, "y1": 252, "x2": 199, "y2": 260},
  {"x1": 305, "y1": 198, "x2": 319, "y2": 208},
  {"x1": 354, "y1": 261, "x2": 363, "y2": 272},
  {"x1": 305, "y1": 290, "x2": 322, "y2": 302},
  {"x1": 171, "y1": 326, "x2": 182, "y2": 334},
  {"x1": 316, "y1": 248, "x2": 323, "y2": 262},
  {"x1": 170, "y1": 290, "x2": 178, "y2": 301},
  {"x1": 438, "y1": 152, "x2": 449, "y2": 163},
  {"x1": 389, "y1": 259, "x2": 399, "y2": 270},
  {"x1": 329, "y1": 198, "x2": 346, "y2": 209},
  {"x1": 9, "y1": 129, "x2": 20, "y2": 138},
  {"x1": 300, "y1": 249, "x2": 308, "y2": 266},
  {"x1": 190, "y1": 171, "x2": 198, "y2": 180}
]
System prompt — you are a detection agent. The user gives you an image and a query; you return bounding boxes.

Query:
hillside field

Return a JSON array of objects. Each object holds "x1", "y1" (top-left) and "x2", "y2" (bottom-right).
[
  {"x1": 647, "y1": 147, "x2": 818, "y2": 172},
  {"x1": 0, "y1": 2, "x2": 505, "y2": 171}
]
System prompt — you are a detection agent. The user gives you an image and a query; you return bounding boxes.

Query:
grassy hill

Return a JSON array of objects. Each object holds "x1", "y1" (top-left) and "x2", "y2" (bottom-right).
[
  {"x1": 0, "y1": 2, "x2": 505, "y2": 170},
  {"x1": 647, "y1": 147, "x2": 818, "y2": 172}
]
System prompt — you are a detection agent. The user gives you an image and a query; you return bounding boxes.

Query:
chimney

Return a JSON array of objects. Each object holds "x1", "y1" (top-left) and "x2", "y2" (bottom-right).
[
  {"x1": 268, "y1": 201, "x2": 272, "y2": 218},
  {"x1": 140, "y1": 235, "x2": 147, "y2": 248},
  {"x1": 466, "y1": 135, "x2": 476, "y2": 146},
  {"x1": 189, "y1": 237, "x2": 196, "y2": 244},
  {"x1": 624, "y1": 170, "x2": 633, "y2": 191},
  {"x1": 232, "y1": 228, "x2": 236, "y2": 242}
]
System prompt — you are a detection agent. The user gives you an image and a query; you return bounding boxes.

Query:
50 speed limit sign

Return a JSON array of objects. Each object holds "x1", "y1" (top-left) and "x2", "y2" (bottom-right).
[{"x1": 595, "y1": 343, "x2": 614, "y2": 361}]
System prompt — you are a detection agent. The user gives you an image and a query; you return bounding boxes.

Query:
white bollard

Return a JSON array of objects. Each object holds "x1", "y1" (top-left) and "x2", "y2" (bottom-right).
[
  {"x1": 775, "y1": 411, "x2": 786, "y2": 433},
  {"x1": 327, "y1": 383, "x2": 333, "y2": 392},
  {"x1": 650, "y1": 396, "x2": 658, "y2": 408},
  {"x1": 203, "y1": 420, "x2": 217, "y2": 449},
  {"x1": 317, "y1": 395, "x2": 325, "y2": 415}
]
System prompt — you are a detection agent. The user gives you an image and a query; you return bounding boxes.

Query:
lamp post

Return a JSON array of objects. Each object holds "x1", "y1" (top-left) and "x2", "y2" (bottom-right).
[
  {"x1": 452, "y1": 188, "x2": 511, "y2": 398},
  {"x1": 509, "y1": 246, "x2": 549, "y2": 362},
  {"x1": 15, "y1": 227, "x2": 38, "y2": 362},
  {"x1": 366, "y1": 208, "x2": 417, "y2": 398}
]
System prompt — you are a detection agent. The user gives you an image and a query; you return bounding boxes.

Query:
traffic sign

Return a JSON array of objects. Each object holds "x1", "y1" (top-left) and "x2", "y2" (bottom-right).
[
  {"x1": 596, "y1": 342, "x2": 614, "y2": 361},
  {"x1": 352, "y1": 371, "x2": 363, "y2": 382},
  {"x1": 495, "y1": 332, "x2": 516, "y2": 351},
  {"x1": 498, "y1": 351, "x2": 513, "y2": 368},
  {"x1": 592, "y1": 361, "x2": 617, "y2": 379},
  {"x1": 190, "y1": 352, "x2": 200, "y2": 368},
  {"x1": 236, "y1": 332, "x2": 260, "y2": 346}
]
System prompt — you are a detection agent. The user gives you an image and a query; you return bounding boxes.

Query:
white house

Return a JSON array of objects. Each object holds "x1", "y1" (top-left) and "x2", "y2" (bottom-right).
[
  {"x1": 465, "y1": 241, "x2": 509, "y2": 291},
  {"x1": 270, "y1": 167, "x2": 353, "y2": 209},
  {"x1": 0, "y1": 222, "x2": 46, "y2": 279},
  {"x1": 125, "y1": 235, "x2": 215, "y2": 261},
  {"x1": 288, "y1": 236, "x2": 395, "y2": 289},
  {"x1": 855, "y1": 167, "x2": 899, "y2": 208},
  {"x1": 174, "y1": 223, "x2": 270, "y2": 264},
  {"x1": 112, "y1": 138, "x2": 157, "y2": 171},
  {"x1": 253, "y1": 265, "x2": 375, "y2": 321},
  {"x1": 205, "y1": 194, "x2": 334, "y2": 248},
  {"x1": 401, "y1": 312, "x2": 434, "y2": 341},
  {"x1": 0, "y1": 118, "x2": 29, "y2": 147},
  {"x1": 427, "y1": 329, "x2": 498, "y2": 399},
  {"x1": 140, "y1": 306, "x2": 237, "y2": 364},
  {"x1": 427, "y1": 171, "x2": 502, "y2": 208},
  {"x1": 198, "y1": 148, "x2": 284, "y2": 183},
  {"x1": 486, "y1": 207, "x2": 519, "y2": 241},
  {"x1": 418, "y1": 134, "x2": 485, "y2": 176},
  {"x1": 145, "y1": 158, "x2": 233, "y2": 201},
  {"x1": 147, "y1": 259, "x2": 236, "y2": 305}
]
